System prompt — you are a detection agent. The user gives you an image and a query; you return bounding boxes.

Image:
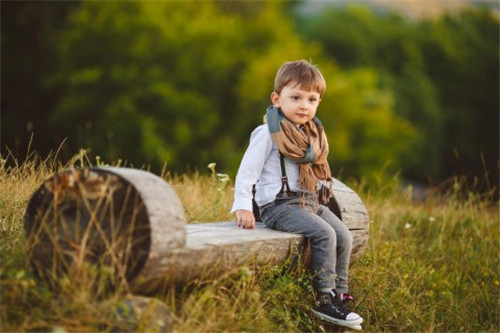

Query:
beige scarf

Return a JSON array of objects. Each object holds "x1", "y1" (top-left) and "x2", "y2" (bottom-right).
[{"x1": 265, "y1": 106, "x2": 333, "y2": 201}]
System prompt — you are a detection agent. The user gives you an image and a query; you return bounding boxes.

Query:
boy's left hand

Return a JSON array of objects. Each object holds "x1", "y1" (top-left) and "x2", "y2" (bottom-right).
[{"x1": 235, "y1": 209, "x2": 255, "y2": 229}]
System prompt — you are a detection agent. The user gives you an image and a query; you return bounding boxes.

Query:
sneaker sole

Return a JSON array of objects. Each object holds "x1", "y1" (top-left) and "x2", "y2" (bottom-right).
[{"x1": 311, "y1": 309, "x2": 363, "y2": 329}]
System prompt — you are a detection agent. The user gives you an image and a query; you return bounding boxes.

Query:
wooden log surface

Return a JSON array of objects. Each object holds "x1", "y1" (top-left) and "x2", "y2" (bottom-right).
[
  {"x1": 24, "y1": 167, "x2": 369, "y2": 293},
  {"x1": 134, "y1": 221, "x2": 306, "y2": 292},
  {"x1": 24, "y1": 167, "x2": 186, "y2": 286},
  {"x1": 134, "y1": 217, "x2": 368, "y2": 293}
]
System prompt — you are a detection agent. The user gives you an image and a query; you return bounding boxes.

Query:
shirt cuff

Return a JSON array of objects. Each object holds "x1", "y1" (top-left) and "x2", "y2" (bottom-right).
[{"x1": 230, "y1": 198, "x2": 254, "y2": 214}]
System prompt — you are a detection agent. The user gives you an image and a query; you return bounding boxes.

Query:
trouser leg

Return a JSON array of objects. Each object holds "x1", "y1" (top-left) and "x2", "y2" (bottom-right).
[
  {"x1": 261, "y1": 199, "x2": 338, "y2": 291},
  {"x1": 317, "y1": 205, "x2": 353, "y2": 293}
]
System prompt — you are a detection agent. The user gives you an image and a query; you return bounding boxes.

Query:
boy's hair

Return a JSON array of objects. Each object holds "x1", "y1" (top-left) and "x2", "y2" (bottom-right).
[{"x1": 274, "y1": 60, "x2": 326, "y2": 96}]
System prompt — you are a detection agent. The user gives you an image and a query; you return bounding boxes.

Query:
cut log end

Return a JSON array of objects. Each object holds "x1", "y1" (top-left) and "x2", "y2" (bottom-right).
[{"x1": 24, "y1": 167, "x2": 185, "y2": 287}]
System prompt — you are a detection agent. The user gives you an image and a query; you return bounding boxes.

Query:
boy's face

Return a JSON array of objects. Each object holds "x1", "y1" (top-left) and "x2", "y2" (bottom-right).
[{"x1": 271, "y1": 83, "x2": 321, "y2": 126}]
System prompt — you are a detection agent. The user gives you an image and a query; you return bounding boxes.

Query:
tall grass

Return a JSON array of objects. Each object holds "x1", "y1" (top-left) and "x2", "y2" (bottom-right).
[
  {"x1": 1, "y1": 152, "x2": 498, "y2": 332},
  {"x1": 350, "y1": 176, "x2": 499, "y2": 332}
]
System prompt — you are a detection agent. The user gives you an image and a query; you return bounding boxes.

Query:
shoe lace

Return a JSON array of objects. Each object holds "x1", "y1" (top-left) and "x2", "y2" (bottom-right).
[
  {"x1": 329, "y1": 293, "x2": 350, "y2": 317},
  {"x1": 316, "y1": 289, "x2": 353, "y2": 317}
]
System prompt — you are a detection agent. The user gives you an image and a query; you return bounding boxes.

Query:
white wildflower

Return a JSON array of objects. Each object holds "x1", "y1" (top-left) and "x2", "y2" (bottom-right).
[{"x1": 207, "y1": 162, "x2": 216, "y2": 174}]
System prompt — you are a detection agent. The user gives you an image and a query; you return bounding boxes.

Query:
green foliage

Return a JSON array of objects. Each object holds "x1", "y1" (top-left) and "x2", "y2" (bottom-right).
[
  {"x1": 294, "y1": 5, "x2": 499, "y2": 185},
  {"x1": 2, "y1": 2, "x2": 498, "y2": 187},
  {"x1": 47, "y1": 1, "x2": 223, "y2": 167},
  {"x1": 419, "y1": 8, "x2": 499, "y2": 185},
  {"x1": 40, "y1": 2, "x2": 291, "y2": 171},
  {"x1": 320, "y1": 67, "x2": 417, "y2": 179}
]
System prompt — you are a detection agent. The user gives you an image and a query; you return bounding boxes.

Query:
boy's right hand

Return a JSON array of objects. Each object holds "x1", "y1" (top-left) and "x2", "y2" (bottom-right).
[{"x1": 235, "y1": 210, "x2": 255, "y2": 229}]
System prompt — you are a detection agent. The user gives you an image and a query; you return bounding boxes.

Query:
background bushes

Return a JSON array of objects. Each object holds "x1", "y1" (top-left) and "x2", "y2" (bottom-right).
[{"x1": 2, "y1": 1, "x2": 498, "y2": 188}]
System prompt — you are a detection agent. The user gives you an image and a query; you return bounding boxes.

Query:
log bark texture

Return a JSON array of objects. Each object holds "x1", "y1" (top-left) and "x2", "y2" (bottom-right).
[{"x1": 24, "y1": 168, "x2": 369, "y2": 293}]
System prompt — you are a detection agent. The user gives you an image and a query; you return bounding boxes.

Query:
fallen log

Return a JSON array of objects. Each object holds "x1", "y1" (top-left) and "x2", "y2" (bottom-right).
[{"x1": 24, "y1": 167, "x2": 369, "y2": 293}]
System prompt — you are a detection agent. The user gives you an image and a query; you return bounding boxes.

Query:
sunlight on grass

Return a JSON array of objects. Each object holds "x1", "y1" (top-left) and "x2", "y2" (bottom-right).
[
  {"x1": 349, "y1": 178, "x2": 499, "y2": 332},
  {"x1": 167, "y1": 163, "x2": 233, "y2": 223}
]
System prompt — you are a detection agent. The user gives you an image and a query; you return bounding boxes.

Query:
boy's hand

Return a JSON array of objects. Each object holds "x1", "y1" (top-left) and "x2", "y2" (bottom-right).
[{"x1": 235, "y1": 210, "x2": 255, "y2": 229}]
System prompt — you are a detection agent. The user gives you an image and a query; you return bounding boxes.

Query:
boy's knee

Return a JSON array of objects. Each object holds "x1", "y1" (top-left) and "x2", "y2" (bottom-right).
[
  {"x1": 338, "y1": 229, "x2": 353, "y2": 249},
  {"x1": 316, "y1": 227, "x2": 337, "y2": 245}
]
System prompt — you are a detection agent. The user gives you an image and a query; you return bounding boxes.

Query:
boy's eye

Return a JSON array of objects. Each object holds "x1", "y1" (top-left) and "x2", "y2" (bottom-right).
[
  {"x1": 309, "y1": 98, "x2": 318, "y2": 102},
  {"x1": 291, "y1": 96, "x2": 300, "y2": 100}
]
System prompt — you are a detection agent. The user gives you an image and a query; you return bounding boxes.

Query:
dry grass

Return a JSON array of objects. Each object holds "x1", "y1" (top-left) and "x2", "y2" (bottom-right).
[
  {"x1": 1, "y1": 152, "x2": 498, "y2": 332},
  {"x1": 349, "y1": 176, "x2": 499, "y2": 332},
  {"x1": 169, "y1": 170, "x2": 233, "y2": 223}
]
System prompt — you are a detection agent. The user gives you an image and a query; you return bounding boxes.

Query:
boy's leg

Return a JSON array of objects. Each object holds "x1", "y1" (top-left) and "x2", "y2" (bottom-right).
[
  {"x1": 312, "y1": 206, "x2": 362, "y2": 329},
  {"x1": 316, "y1": 205, "x2": 353, "y2": 294},
  {"x1": 260, "y1": 198, "x2": 337, "y2": 291},
  {"x1": 261, "y1": 199, "x2": 363, "y2": 329}
]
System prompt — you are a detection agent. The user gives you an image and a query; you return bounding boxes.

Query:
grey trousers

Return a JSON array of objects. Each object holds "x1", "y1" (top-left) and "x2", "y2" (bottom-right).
[{"x1": 260, "y1": 197, "x2": 353, "y2": 293}]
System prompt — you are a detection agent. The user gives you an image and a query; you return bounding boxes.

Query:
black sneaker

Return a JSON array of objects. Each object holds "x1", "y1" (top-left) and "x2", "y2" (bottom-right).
[{"x1": 311, "y1": 289, "x2": 363, "y2": 330}]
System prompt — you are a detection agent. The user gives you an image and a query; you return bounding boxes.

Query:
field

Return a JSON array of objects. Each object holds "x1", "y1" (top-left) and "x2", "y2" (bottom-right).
[{"x1": 1, "y1": 152, "x2": 499, "y2": 332}]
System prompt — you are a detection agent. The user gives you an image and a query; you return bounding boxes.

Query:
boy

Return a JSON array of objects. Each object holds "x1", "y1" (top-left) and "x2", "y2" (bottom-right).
[{"x1": 231, "y1": 60, "x2": 363, "y2": 330}]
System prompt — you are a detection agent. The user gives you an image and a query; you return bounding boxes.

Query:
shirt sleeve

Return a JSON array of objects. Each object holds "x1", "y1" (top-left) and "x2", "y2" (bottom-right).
[{"x1": 231, "y1": 125, "x2": 273, "y2": 213}]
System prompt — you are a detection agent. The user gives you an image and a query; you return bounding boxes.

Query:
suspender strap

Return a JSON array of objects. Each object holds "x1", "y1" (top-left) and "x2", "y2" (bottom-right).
[
  {"x1": 279, "y1": 152, "x2": 287, "y2": 178},
  {"x1": 276, "y1": 153, "x2": 296, "y2": 198}
]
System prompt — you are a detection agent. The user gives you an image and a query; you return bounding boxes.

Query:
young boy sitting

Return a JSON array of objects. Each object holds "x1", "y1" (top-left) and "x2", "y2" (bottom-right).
[{"x1": 231, "y1": 60, "x2": 363, "y2": 330}]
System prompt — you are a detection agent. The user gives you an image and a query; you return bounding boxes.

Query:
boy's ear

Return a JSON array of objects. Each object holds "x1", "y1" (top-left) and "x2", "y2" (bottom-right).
[{"x1": 270, "y1": 92, "x2": 280, "y2": 107}]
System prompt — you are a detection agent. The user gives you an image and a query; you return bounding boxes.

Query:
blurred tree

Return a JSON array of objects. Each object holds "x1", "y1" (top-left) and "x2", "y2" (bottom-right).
[
  {"x1": 47, "y1": 1, "x2": 225, "y2": 167},
  {"x1": 294, "y1": 5, "x2": 499, "y2": 188},
  {"x1": 294, "y1": 5, "x2": 444, "y2": 182},
  {"x1": 420, "y1": 8, "x2": 499, "y2": 189},
  {"x1": 320, "y1": 67, "x2": 417, "y2": 179},
  {"x1": 3, "y1": 0, "x2": 417, "y2": 183},
  {"x1": 1, "y1": 1, "x2": 80, "y2": 158}
]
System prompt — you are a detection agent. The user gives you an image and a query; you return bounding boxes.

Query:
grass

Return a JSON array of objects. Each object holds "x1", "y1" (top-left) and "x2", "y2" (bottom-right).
[
  {"x1": 1, "y1": 151, "x2": 498, "y2": 332},
  {"x1": 351, "y1": 177, "x2": 499, "y2": 332}
]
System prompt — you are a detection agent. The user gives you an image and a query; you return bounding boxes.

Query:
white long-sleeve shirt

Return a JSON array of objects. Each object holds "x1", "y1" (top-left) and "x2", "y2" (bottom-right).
[{"x1": 231, "y1": 124, "x2": 300, "y2": 213}]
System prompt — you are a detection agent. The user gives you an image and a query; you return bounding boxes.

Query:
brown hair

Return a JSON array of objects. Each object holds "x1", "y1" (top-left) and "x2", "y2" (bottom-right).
[{"x1": 274, "y1": 60, "x2": 326, "y2": 95}]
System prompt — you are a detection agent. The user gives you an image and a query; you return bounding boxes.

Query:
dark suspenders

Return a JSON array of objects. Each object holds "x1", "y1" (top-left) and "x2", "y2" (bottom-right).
[
  {"x1": 252, "y1": 152, "x2": 297, "y2": 221},
  {"x1": 276, "y1": 153, "x2": 296, "y2": 199}
]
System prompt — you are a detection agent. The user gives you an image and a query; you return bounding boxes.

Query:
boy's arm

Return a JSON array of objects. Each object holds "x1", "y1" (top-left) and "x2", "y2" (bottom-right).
[{"x1": 231, "y1": 125, "x2": 273, "y2": 229}]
